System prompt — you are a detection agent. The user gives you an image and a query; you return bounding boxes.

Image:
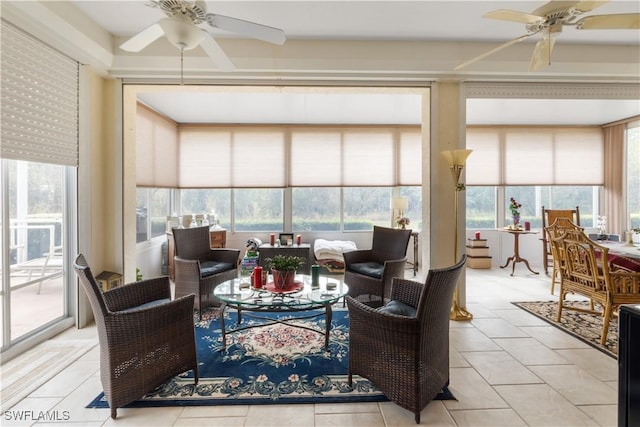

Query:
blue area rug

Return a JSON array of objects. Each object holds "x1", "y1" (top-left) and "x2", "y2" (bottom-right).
[{"x1": 87, "y1": 306, "x2": 454, "y2": 408}]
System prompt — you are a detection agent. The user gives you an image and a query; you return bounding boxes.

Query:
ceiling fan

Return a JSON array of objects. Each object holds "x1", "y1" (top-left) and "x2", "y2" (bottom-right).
[
  {"x1": 119, "y1": 0, "x2": 286, "y2": 74},
  {"x1": 454, "y1": 0, "x2": 640, "y2": 72}
]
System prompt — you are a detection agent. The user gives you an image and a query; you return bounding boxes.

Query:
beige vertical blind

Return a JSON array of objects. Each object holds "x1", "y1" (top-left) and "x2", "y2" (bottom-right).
[
  {"x1": 467, "y1": 126, "x2": 604, "y2": 186},
  {"x1": 0, "y1": 20, "x2": 79, "y2": 166},
  {"x1": 136, "y1": 105, "x2": 179, "y2": 187}
]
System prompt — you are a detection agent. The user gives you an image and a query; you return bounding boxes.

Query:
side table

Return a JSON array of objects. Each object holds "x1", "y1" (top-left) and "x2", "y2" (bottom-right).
[
  {"x1": 499, "y1": 228, "x2": 539, "y2": 276},
  {"x1": 258, "y1": 243, "x2": 312, "y2": 274}
]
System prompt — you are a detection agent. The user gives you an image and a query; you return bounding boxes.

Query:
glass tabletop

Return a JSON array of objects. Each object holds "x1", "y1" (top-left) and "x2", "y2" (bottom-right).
[{"x1": 214, "y1": 274, "x2": 348, "y2": 310}]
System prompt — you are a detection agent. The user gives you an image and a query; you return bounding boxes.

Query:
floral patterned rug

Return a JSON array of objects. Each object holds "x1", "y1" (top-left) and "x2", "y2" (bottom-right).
[
  {"x1": 512, "y1": 300, "x2": 618, "y2": 358},
  {"x1": 88, "y1": 306, "x2": 453, "y2": 408}
]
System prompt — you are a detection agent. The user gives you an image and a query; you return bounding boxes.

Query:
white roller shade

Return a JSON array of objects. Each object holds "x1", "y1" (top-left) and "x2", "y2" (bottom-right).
[{"x1": 0, "y1": 20, "x2": 79, "y2": 166}]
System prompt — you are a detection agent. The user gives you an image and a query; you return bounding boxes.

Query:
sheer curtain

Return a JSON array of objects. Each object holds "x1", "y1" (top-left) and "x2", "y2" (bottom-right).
[{"x1": 603, "y1": 123, "x2": 625, "y2": 234}]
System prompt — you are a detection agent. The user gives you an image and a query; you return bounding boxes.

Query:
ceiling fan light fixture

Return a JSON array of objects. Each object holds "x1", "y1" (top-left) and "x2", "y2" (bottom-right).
[{"x1": 159, "y1": 18, "x2": 204, "y2": 50}]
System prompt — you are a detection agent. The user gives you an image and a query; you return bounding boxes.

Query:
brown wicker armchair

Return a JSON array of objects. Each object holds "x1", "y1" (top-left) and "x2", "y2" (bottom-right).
[
  {"x1": 343, "y1": 225, "x2": 412, "y2": 305},
  {"x1": 346, "y1": 255, "x2": 467, "y2": 424},
  {"x1": 172, "y1": 226, "x2": 240, "y2": 316},
  {"x1": 73, "y1": 254, "x2": 198, "y2": 419},
  {"x1": 555, "y1": 229, "x2": 640, "y2": 346}
]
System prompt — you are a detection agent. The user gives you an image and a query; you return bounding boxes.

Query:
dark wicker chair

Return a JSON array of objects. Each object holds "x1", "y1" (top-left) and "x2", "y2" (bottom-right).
[
  {"x1": 343, "y1": 225, "x2": 412, "y2": 305},
  {"x1": 73, "y1": 254, "x2": 198, "y2": 419},
  {"x1": 172, "y1": 226, "x2": 240, "y2": 316},
  {"x1": 346, "y1": 255, "x2": 467, "y2": 424}
]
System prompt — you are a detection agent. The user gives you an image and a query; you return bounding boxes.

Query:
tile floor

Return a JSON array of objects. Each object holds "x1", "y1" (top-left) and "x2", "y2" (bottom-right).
[{"x1": 1, "y1": 266, "x2": 618, "y2": 426}]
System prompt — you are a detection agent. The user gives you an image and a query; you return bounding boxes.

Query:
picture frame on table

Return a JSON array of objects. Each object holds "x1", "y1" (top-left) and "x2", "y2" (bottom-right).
[{"x1": 279, "y1": 233, "x2": 294, "y2": 246}]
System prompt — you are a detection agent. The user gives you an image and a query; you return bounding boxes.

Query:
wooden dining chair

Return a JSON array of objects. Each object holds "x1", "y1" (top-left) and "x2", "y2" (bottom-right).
[{"x1": 541, "y1": 206, "x2": 580, "y2": 277}]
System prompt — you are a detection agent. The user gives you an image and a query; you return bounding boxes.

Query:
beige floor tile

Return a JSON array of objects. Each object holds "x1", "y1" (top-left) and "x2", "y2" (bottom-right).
[
  {"x1": 244, "y1": 404, "x2": 315, "y2": 426},
  {"x1": 555, "y1": 348, "x2": 618, "y2": 382},
  {"x1": 577, "y1": 404, "x2": 617, "y2": 427},
  {"x1": 493, "y1": 337, "x2": 572, "y2": 365},
  {"x1": 379, "y1": 400, "x2": 456, "y2": 426},
  {"x1": 461, "y1": 351, "x2": 543, "y2": 385},
  {"x1": 528, "y1": 365, "x2": 618, "y2": 405},
  {"x1": 449, "y1": 408, "x2": 527, "y2": 426},
  {"x1": 450, "y1": 328, "x2": 501, "y2": 352},
  {"x1": 465, "y1": 303, "x2": 498, "y2": 319},
  {"x1": 314, "y1": 402, "x2": 380, "y2": 414},
  {"x1": 101, "y1": 407, "x2": 182, "y2": 426},
  {"x1": 315, "y1": 412, "x2": 385, "y2": 426},
  {"x1": 492, "y1": 308, "x2": 551, "y2": 327},
  {"x1": 470, "y1": 318, "x2": 530, "y2": 338},
  {"x1": 49, "y1": 375, "x2": 110, "y2": 423},
  {"x1": 29, "y1": 361, "x2": 98, "y2": 398},
  {"x1": 494, "y1": 384, "x2": 599, "y2": 426},
  {"x1": 450, "y1": 349, "x2": 471, "y2": 368},
  {"x1": 443, "y1": 368, "x2": 509, "y2": 410}
]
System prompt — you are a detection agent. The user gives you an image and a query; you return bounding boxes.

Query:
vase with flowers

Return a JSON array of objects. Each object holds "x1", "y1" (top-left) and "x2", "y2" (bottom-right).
[
  {"x1": 397, "y1": 217, "x2": 410, "y2": 229},
  {"x1": 509, "y1": 197, "x2": 522, "y2": 229}
]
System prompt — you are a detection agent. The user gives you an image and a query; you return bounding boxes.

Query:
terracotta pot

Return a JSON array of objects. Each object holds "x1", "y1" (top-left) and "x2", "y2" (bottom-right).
[{"x1": 271, "y1": 269, "x2": 296, "y2": 290}]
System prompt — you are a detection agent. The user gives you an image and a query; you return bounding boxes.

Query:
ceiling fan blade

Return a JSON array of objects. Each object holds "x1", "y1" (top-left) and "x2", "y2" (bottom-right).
[
  {"x1": 206, "y1": 13, "x2": 286, "y2": 45},
  {"x1": 483, "y1": 9, "x2": 544, "y2": 24},
  {"x1": 454, "y1": 33, "x2": 535, "y2": 70},
  {"x1": 576, "y1": 13, "x2": 640, "y2": 29},
  {"x1": 529, "y1": 32, "x2": 558, "y2": 72},
  {"x1": 199, "y1": 32, "x2": 235, "y2": 71},
  {"x1": 119, "y1": 22, "x2": 165, "y2": 52},
  {"x1": 573, "y1": 1, "x2": 609, "y2": 13},
  {"x1": 531, "y1": 1, "x2": 581, "y2": 18}
]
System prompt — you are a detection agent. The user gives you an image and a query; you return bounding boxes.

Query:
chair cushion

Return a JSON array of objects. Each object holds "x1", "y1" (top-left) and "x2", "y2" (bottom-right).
[
  {"x1": 349, "y1": 262, "x2": 384, "y2": 279},
  {"x1": 378, "y1": 300, "x2": 417, "y2": 317},
  {"x1": 609, "y1": 255, "x2": 640, "y2": 272},
  {"x1": 201, "y1": 261, "x2": 235, "y2": 277}
]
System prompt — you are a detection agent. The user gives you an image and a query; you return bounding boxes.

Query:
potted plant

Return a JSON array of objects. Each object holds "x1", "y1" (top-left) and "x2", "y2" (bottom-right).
[{"x1": 264, "y1": 255, "x2": 306, "y2": 289}]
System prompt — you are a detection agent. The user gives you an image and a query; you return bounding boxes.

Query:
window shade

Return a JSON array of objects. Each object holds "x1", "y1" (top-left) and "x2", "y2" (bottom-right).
[
  {"x1": 467, "y1": 126, "x2": 603, "y2": 186},
  {"x1": 179, "y1": 126, "x2": 285, "y2": 188},
  {"x1": 0, "y1": 20, "x2": 79, "y2": 166},
  {"x1": 136, "y1": 105, "x2": 179, "y2": 187}
]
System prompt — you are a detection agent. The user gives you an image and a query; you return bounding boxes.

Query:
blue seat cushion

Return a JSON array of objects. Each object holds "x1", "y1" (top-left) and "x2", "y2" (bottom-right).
[
  {"x1": 200, "y1": 261, "x2": 234, "y2": 277},
  {"x1": 378, "y1": 300, "x2": 417, "y2": 317},
  {"x1": 349, "y1": 262, "x2": 384, "y2": 279}
]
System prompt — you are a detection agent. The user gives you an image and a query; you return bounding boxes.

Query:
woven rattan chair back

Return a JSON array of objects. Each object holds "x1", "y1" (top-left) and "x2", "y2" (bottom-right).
[
  {"x1": 172, "y1": 226, "x2": 212, "y2": 260},
  {"x1": 371, "y1": 225, "x2": 412, "y2": 261}
]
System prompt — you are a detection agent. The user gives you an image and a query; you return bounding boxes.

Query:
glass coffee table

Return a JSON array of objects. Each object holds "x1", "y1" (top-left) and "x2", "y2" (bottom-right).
[{"x1": 213, "y1": 275, "x2": 348, "y2": 350}]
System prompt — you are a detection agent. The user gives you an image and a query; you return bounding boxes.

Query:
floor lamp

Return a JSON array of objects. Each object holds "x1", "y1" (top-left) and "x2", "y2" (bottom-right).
[{"x1": 442, "y1": 149, "x2": 473, "y2": 321}]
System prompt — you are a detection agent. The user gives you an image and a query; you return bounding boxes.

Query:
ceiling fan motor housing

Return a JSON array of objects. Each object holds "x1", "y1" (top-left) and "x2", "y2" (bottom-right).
[{"x1": 155, "y1": 0, "x2": 207, "y2": 24}]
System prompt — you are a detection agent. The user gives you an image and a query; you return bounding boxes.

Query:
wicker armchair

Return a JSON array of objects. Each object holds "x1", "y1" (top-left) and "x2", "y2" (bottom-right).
[
  {"x1": 555, "y1": 229, "x2": 640, "y2": 345},
  {"x1": 172, "y1": 226, "x2": 240, "y2": 316},
  {"x1": 343, "y1": 225, "x2": 412, "y2": 305},
  {"x1": 346, "y1": 255, "x2": 467, "y2": 424},
  {"x1": 73, "y1": 254, "x2": 198, "y2": 419},
  {"x1": 544, "y1": 217, "x2": 583, "y2": 295}
]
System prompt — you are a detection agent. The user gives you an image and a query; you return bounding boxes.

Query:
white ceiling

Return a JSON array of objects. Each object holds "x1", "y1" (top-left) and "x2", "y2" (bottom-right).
[
  {"x1": 74, "y1": 1, "x2": 640, "y2": 45},
  {"x1": 44, "y1": 1, "x2": 640, "y2": 125}
]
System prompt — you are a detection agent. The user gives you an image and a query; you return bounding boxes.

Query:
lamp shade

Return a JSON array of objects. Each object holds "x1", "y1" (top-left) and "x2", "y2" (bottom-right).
[
  {"x1": 441, "y1": 149, "x2": 473, "y2": 166},
  {"x1": 391, "y1": 197, "x2": 409, "y2": 210}
]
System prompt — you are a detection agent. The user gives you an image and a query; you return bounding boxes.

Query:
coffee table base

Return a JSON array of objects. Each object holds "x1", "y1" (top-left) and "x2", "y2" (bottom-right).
[{"x1": 219, "y1": 302, "x2": 334, "y2": 351}]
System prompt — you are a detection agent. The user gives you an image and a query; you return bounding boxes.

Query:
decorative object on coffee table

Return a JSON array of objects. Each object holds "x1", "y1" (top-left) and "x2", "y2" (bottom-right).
[{"x1": 264, "y1": 254, "x2": 306, "y2": 290}]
